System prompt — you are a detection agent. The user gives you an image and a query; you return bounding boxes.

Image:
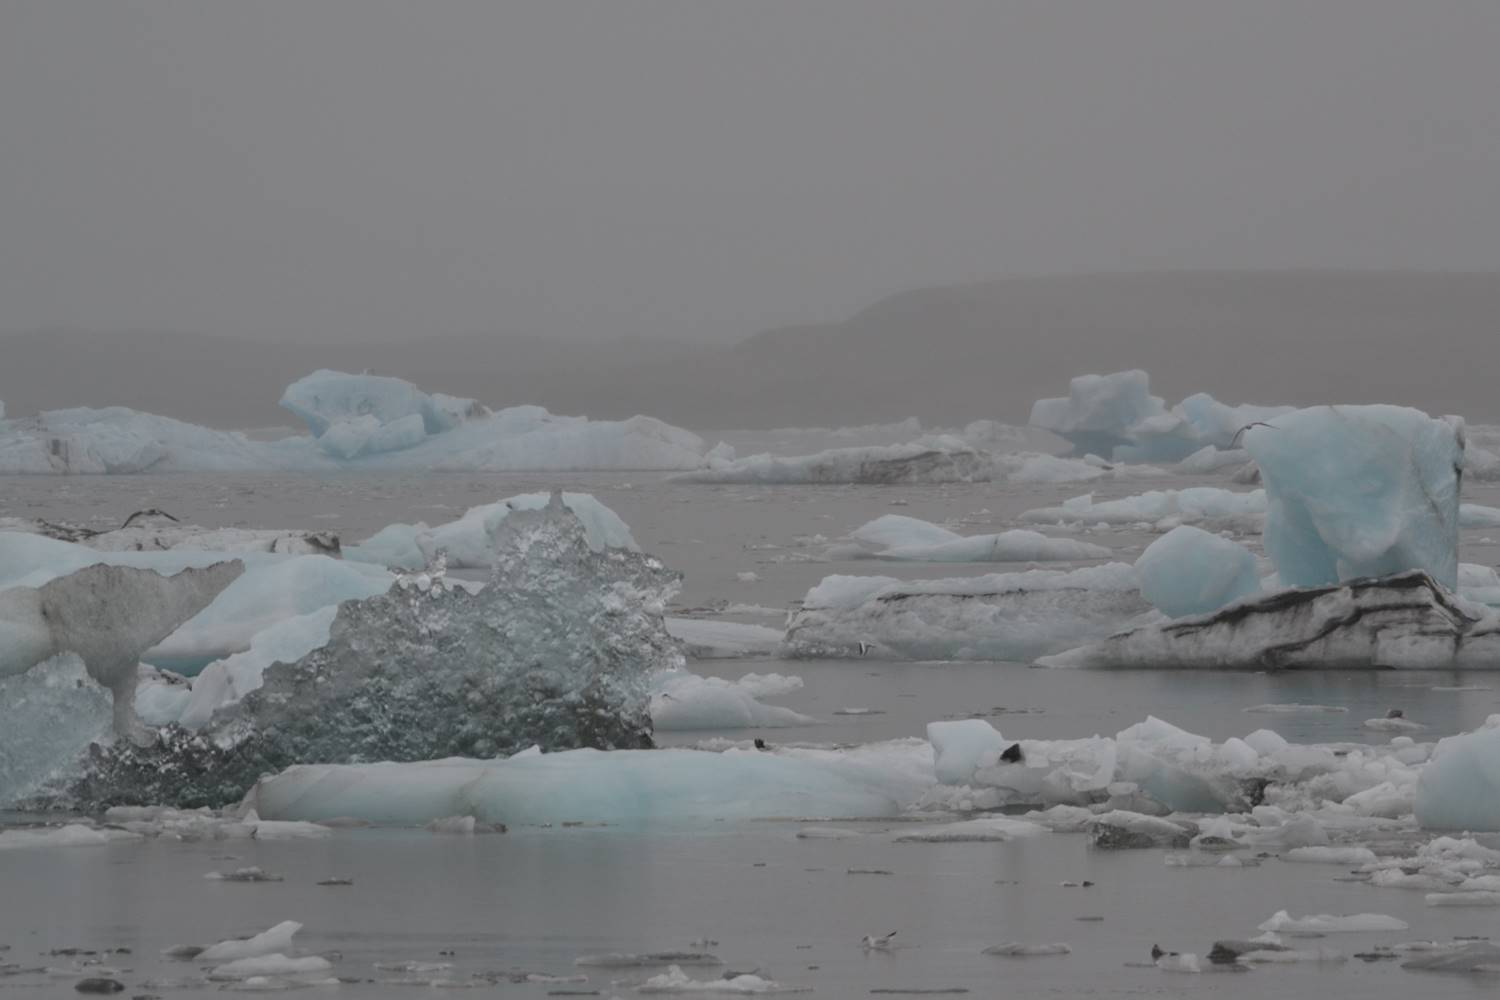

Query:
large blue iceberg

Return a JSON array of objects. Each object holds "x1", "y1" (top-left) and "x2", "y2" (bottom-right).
[
  {"x1": 1029, "y1": 370, "x2": 1292, "y2": 462},
  {"x1": 1243, "y1": 405, "x2": 1464, "y2": 590}
]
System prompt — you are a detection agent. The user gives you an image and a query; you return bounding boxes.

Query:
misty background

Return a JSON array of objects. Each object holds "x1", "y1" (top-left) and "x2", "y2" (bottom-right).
[{"x1": 2, "y1": 2, "x2": 1498, "y2": 428}]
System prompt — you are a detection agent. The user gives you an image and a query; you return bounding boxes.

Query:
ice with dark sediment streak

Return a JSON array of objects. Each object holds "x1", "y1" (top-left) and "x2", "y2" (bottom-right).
[
  {"x1": 784, "y1": 563, "x2": 1151, "y2": 661},
  {"x1": 27, "y1": 494, "x2": 679, "y2": 810},
  {"x1": 1038, "y1": 571, "x2": 1500, "y2": 670}
]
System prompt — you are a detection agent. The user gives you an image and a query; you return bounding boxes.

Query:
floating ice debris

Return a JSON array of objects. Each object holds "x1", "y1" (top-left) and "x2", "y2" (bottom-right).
[
  {"x1": 1401, "y1": 942, "x2": 1500, "y2": 971},
  {"x1": 207, "y1": 954, "x2": 333, "y2": 982},
  {"x1": 1415, "y1": 717, "x2": 1500, "y2": 831},
  {"x1": 574, "y1": 952, "x2": 721, "y2": 968},
  {"x1": 1460, "y1": 503, "x2": 1500, "y2": 529},
  {"x1": 1282, "y1": 846, "x2": 1378, "y2": 865},
  {"x1": 1019, "y1": 487, "x2": 1266, "y2": 530},
  {"x1": 205, "y1": 866, "x2": 284, "y2": 882},
  {"x1": 1089, "y1": 812, "x2": 1193, "y2": 850},
  {"x1": 1135, "y1": 526, "x2": 1260, "y2": 619},
  {"x1": 786, "y1": 563, "x2": 1148, "y2": 661},
  {"x1": 348, "y1": 491, "x2": 639, "y2": 570},
  {"x1": 1365, "y1": 711, "x2": 1426, "y2": 732},
  {"x1": 893, "y1": 817, "x2": 1048, "y2": 843},
  {"x1": 665, "y1": 619, "x2": 785, "y2": 659},
  {"x1": 1040, "y1": 571, "x2": 1500, "y2": 670},
  {"x1": 1236, "y1": 947, "x2": 1345, "y2": 964},
  {"x1": 1154, "y1": 953, "x2": 1201, "y2": 973},
  {"x1": 861, "y1": 931, "x2": 899, "y2": 952},
  {"x1": 0, "y1": 824, "x2": 140, "y2": 851},
  {"x1": 198, "y1": 921, "x2": 303, "y2": 962},
  {"x1": 1426, "y1": 892, "x2": 1500, "y2": 907},
  {"x1": 842, "y1": 515, "x2": 1110, "y2": 563},
  {"x1": 833, "y1": 708, "x2": 884, "y2": 716},
  {"x1": 1029, "y1": 370, "x2": 1293, "y2": 462},
  {"x1": 1244, "y1": 704, "x2": 1349, "y2": 714},
  {"x1": 981, "y1": 942, "x2": 1071, "y2": 957},
  {"x1": 1256, "y1": 911, "x2": 1408, "y2": 934},
  {"x1": 638, "y1": 965, "x2": 809, "y2": 994},
  {"x1": 673, "y1": 438, "x2": 994, "y2": 485},
  {"x1": 1207, "y1": 940, "x2": 1288, "y2": 964},
  {"x1": 425, "y1": 815, "x2": 503, "y2": 835},
  {"x1": 650, "y1": 670, "x2": 815, "y2": 730},
  {"x1": 796, "y1": 827, "x2": 862, "y2": 840},
  {"x1": 1244, "y1": 405, "x2": 1464, "y2": 590},
  {"x1": 373, "y1": 961, "x2": 453, "y2": 973}
]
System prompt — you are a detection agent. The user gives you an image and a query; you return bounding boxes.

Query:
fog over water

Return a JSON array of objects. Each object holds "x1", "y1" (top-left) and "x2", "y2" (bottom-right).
[{"x1": 3, "y1": 4, "x2": 1500, "y2": 425}]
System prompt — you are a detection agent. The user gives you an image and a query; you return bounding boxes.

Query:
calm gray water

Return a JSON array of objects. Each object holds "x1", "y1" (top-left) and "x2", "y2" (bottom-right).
[{"x1": 4, "y1": 471, "x2": 1500, "y2": 997}]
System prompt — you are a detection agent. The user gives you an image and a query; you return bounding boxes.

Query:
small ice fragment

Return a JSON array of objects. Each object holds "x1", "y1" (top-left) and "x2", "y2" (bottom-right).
[
  {"x1": 982, "y1": 942, "x2": 1071, "y2": 957},
  {"x1": 637, "y1": 965, "x2": 809, "y2": 993},
  {"x1": 574, "y1": 952, "x2": 721, "y2": 968},
  {"x1": 207, "y1": 954, "x2": 333, "y2": 981},
  {"x1": 1256, "y1": 910, "x2": 1407, "y2": 934},
  {"x1": 198, "y1": 921, "x2": 302, "y2": 962},
  {"x1": 1425, "y1": 892, "x2": 1500, "y2": 907}
]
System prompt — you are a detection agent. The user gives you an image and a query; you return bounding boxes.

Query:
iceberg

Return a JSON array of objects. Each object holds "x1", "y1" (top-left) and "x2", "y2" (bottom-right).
[
  {"x1": 1134, "y1": 525, "x2": 1261, "y2": 618},
  {"x1": 1029, "y1": 370, "x2": 1168, "y2": 458},
  {"x1": 842, "y1": 515, "x2": 1111, "y2": 563},
  {"x1": 42, "y1": 496, "x2": 678, "y2": 809},
  {"x1": 1243, "y1": 405, "x2": 1464, "y2": 590},
  {"x1": 784, "y1": 563, "x2": 1149, "y2": 661},
  {"x1": 1460, "y1": 503, "x2": 1500, "y2": 529},
  {"x1": 1414, "y1": 717, "x2": 1500, "y2": 831},
  {"x1": 672, "y1": 437, "x2": 994, "y2": 484},
  {"x1": 346, "y1": 491, "x2": 638, "y2": 570},
  {"x1": 0, "y1": 371, "x2": 711, "y2": 473},
  {"x1": 0, "y1": 560, "x2": 244, "y2": 739},
  {"x1": 1040, "y1": 571, "x2": 1500, "y2": 670},
  {"x1": 1029, "y1": 371, "x2": 1294, "y2": 462}
]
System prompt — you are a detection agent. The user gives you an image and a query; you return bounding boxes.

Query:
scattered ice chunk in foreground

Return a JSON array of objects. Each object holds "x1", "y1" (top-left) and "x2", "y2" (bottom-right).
[
  {"x1": 1134, "y1": 525, "x2": 1260, "y2": 618},
  {"x1": 1283, "y1": 846, "x2": 1378, "y2": 864},
  {"x1": 1414, "y1": 716, "x2": 1500, "y2": 830},
  {"x1": 893, "y1": 816, "x2": 1049, "y2": 842}
]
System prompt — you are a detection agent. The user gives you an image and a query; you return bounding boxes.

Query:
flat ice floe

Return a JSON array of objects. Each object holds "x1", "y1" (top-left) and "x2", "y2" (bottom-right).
[
  {"x1": 784, "y1": 563, "x2": 1149, "y2": 661},
  {"x1": 672, "y1": 437, "x2": 995, "y2": 484},
  {"x1": 1018, "y1": 487, "x2": 1267, "y2": 531},
  {"x1": 837, "y1": 514, "x2": 1111, "y2": 563},
  {"x1": 650, "y1": 670, "x2": 816, "y2": 730}
]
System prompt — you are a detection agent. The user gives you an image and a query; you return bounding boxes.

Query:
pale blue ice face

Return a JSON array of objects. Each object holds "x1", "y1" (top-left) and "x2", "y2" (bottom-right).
[
  {"x1": 1245, "y1": 405, "x2": 1463, "y2": 590},
  {"x1": 1134, "y1": 525, "x2": 1260, "y2": 619}
]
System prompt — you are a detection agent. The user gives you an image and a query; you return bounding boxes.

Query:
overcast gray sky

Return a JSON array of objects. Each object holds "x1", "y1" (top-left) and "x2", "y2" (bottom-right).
[{"x1": 2, "y1": 1, "x2": 1498, "y2": 345}]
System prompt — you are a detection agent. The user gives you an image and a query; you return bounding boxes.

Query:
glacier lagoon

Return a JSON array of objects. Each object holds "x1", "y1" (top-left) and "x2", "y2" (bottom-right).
[{"x1": 5, "y1": 467, "x2": 1500, "y2": 996}]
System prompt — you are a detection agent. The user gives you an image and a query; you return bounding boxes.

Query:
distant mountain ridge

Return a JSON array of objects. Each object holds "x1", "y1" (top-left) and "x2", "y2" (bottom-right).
[{"x1": 3, "y1": 271, "x2": 1497, "y2": 430}]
